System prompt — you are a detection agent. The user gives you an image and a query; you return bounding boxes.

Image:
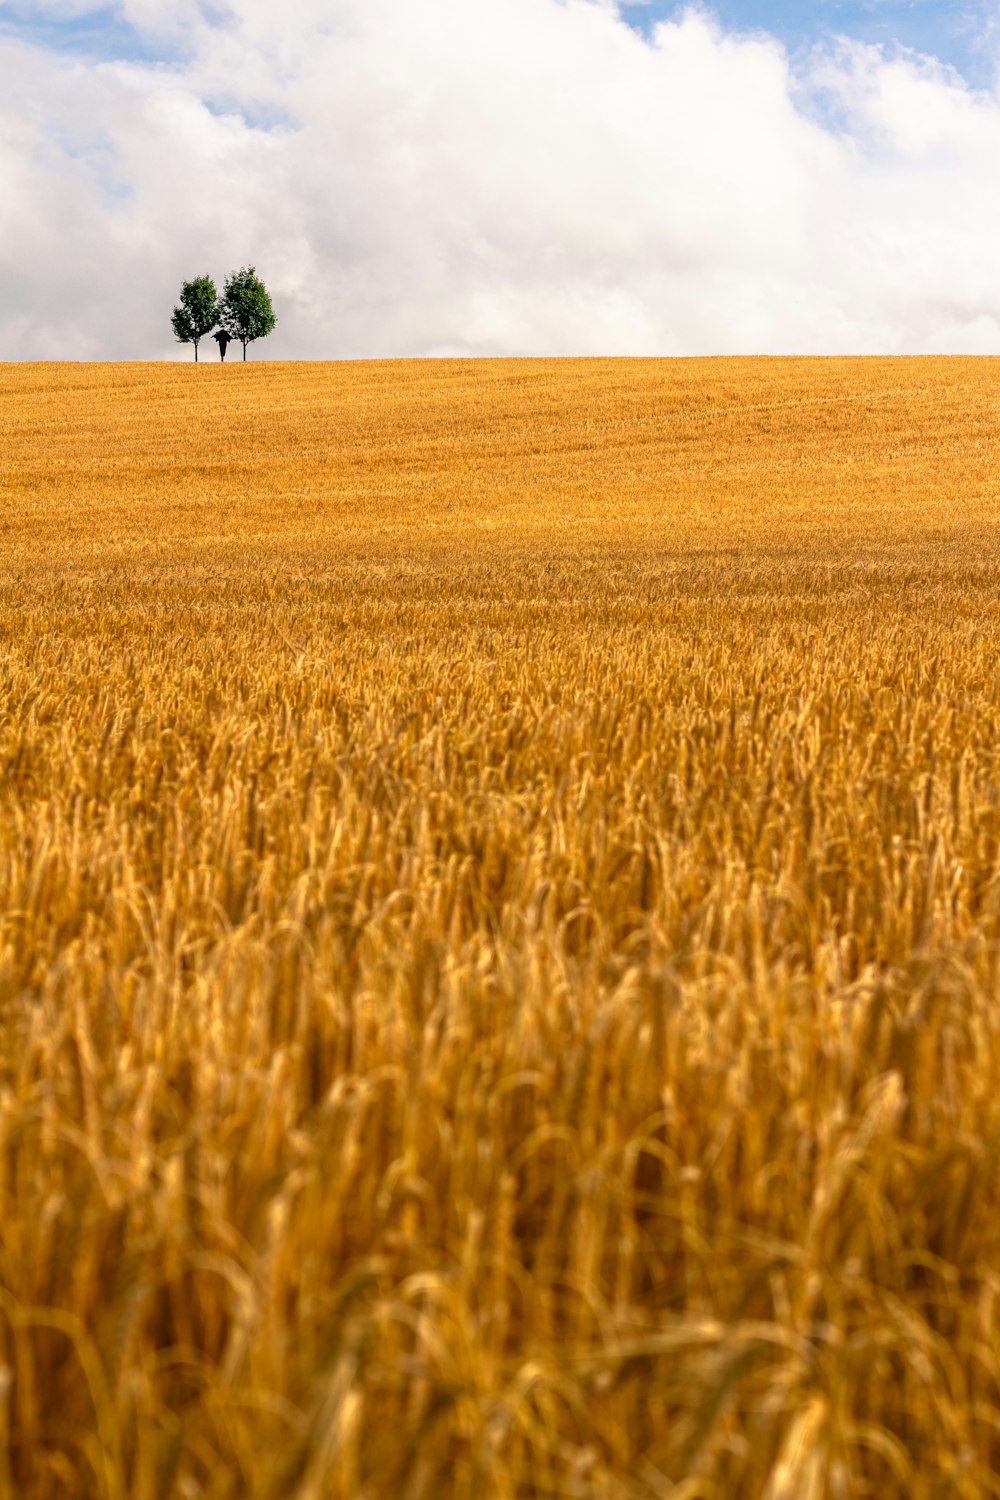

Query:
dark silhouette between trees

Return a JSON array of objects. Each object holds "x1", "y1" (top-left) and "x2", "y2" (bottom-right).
[
  {"x1": 171, "y1": 276, "x2": 218, "y2": 362},
  {"x1": 218, "y1": 266, "x2": 277, "y2": 361},
  {"x1": 171, "y1": 268, "x2": 277, "y2": 361}
]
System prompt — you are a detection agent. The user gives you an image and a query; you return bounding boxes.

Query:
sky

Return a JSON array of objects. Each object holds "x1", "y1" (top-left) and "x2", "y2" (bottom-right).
[
  {"x1": 626, "y1": 4, "x2": 998, "y2": 84},
  {"x1": 1, "y1": 0, "x2": 1000, "y2": 359}
]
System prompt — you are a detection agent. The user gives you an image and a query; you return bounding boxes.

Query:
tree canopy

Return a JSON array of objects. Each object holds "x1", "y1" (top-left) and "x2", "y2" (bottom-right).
[
  {"x1": 170, "y1": 276, "x2": 218, "y2": 362},
  {"x1": 218, "y1": 266, "x2": 277, "y2": 361}
]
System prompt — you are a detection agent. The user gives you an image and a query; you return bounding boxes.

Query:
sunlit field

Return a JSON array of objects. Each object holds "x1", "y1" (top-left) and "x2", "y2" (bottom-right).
[{"x1": 5, "y1": 356, "x2": 1000, "y2": 1498}]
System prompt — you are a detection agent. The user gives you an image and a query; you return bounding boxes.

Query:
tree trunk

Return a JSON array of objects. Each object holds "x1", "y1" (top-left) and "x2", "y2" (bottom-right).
[
  {"x1": 195, "y1": 342, "x2": 199, "y2": 363},
  {"x1": 243, "y1": 342, "x2": 247, "y2": 362}
]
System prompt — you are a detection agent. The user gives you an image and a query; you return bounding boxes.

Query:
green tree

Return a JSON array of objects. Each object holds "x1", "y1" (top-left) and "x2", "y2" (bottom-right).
[
  {"x1": 170, "y1": 275, "x2": 218, "y2": 362},
  {"x1": 218, "y1": 266, "x2": 277, "y2": 361}
]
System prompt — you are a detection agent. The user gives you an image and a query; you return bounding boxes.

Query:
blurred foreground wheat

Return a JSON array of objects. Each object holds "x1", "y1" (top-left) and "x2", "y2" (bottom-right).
[{"x1": 3, "y1": 357, "x2": 1000, "y2": 1497}]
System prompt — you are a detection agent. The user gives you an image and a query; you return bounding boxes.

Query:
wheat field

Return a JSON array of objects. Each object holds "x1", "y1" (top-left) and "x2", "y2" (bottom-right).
[{"x1": 4, "y1": 356, "x2": 1000, "y2": 1499}]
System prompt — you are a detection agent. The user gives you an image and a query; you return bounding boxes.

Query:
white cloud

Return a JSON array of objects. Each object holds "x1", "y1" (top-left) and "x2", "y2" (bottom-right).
[{"x1": 1, "y1": 0, "x2": 1000, "y2": 358}]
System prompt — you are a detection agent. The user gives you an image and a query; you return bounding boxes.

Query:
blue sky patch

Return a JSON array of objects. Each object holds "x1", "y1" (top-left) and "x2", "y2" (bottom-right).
[
  {"x1": 202, "y1": 94, "x2": 296, "y2": 133},
  {"x1": 0, "y1": 4, "x2": 171, "y2": 64},
  {"x1": 621, "y1": 2, "x2": 997, "y2": 85}
]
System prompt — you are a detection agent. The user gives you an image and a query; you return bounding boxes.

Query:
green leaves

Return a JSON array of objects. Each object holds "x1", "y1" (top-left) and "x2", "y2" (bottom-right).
[
  {"x1": 218, "y1": 266, "x2": 277, "y2": 360},
  {"x1": 170, "y1": 276, "x2": 219, "y2": 361},
  {"x1": 172, "y1": 269, "x2": 277, "y2": 361}
]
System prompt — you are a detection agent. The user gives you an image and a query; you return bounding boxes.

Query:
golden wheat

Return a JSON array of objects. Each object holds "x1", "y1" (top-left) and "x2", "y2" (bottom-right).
[{"x1": 3, "y1": 357, "x2": 1000, "y2": 1498}]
